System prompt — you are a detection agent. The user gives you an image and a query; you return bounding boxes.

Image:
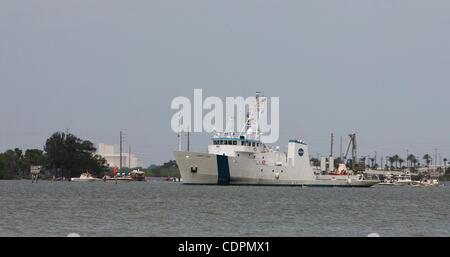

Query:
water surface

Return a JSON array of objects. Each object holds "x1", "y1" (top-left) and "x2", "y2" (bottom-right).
[{"x1": 0, "y1": 180, "x2": 448, "y2": 237}]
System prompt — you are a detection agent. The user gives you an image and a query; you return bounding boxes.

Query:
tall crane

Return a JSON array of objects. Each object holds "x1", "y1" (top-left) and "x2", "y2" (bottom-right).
[{"x1": 343, "y1": 133, "x2": 365, "y2": 172}]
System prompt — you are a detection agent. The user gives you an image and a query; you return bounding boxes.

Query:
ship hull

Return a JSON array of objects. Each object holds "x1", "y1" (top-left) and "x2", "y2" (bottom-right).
[{"x1": 174, "y1": 151, "x2": 379, "y2": 187}]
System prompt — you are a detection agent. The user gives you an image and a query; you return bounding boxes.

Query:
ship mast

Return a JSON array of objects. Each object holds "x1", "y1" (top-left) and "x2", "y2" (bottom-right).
[
  {"x1": 256, "y1": 92, "x2": 261, "y2": 139},
  {"x1": 238, "y1": 92, "x2": 264, "y2": 140},
  {"x1": 177, "y1": 113, "x2": 182, "y2": 151}
]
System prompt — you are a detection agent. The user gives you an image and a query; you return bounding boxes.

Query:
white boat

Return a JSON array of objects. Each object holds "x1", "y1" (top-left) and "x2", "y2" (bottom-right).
[
  {"x1": 377, "y1": 173, "x2": 433, "y2": 187},
  {"x1": 394, "y1": 173, "x2": 415, "y2": 186},
  {"x1": 419, "y1": 178, "x2": 439, "y2": 187},
  {"x1": 70, "y1": 172, "x2": 100, "y2": 182},
  {"x1": 378, "y1": 175, "x2": 396, "y2": 186},
  {"x1": 174, "y1": 93, "x2": 380, "y2": 187},
  {"x1": 130, "y1": 170, "x2": 146, "y2": 181}
]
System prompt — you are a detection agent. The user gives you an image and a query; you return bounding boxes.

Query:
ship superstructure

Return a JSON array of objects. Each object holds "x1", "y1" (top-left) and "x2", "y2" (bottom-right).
[{"x1": 174, "y1": 93, "x2": 379, "y2": 187}]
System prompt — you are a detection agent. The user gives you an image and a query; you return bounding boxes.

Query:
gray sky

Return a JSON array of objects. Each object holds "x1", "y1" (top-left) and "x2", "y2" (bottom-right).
[{"x1": 1, "y1": 0, "x2": 449, "y2": 166}]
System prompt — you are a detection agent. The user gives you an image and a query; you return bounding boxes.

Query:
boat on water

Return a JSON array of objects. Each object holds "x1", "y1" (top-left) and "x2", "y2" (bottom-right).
[
  {"x1": 419, "y1": 178, "x2": 439, "y2": 187},
  {"x1": 378, "y1": 174, "x2": 397, "y2": 186},
  {"x1": 103, "y1": 175, "x2": 133, "y2": 182},
  {"x1": 70, "y1": 171, "x2": 100, "y2": 182},
  {"x1": 378, "y1": 173, "x2": 440, "y2": 187},
  {"x1": 130, "y1": 170, "x2": 146, "y2": 181},
  {"x1": 378, "y1": 173, "x2": 416, "y2": 186},
  {"x1": 395, "y1": 173, "x2": 415, "y2": 186},
  {"x1": 173, "y1": 93, "x2": 380, "y2": 187},
  {"x1": 102, "y1": 169, "x2": 145, "y2": 182}
]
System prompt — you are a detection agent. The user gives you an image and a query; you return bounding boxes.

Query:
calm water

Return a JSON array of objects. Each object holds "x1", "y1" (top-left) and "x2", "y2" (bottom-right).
[{"x1": 0, "y1": 180, "x2": 449, "y2": 237}]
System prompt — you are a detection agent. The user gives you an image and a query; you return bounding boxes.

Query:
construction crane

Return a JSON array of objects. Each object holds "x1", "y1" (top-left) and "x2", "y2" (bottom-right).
[{"x1": 343, "y1": 133, "x2": 365, "y2": 172}]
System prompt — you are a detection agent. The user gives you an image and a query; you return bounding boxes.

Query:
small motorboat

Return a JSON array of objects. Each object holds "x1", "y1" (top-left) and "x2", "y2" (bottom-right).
[
  {"x1": 419, "y1": 178, "x2": 439, "y2": 187},
  {"x1": 130, "y1": 170, "x2": 146, "y2": 181},
  {"x1": 393, "y1": 173, "x2": 415, "y2": 186},
  {"x1": 377, "y1": 173, "x2": 418, "y2": 186},
  {"x1": 71, "y1": 171, "x2": 100, "y2": 182},
  {"x1": 378, "y1": 175, "x2": 396, "y2": 186}
]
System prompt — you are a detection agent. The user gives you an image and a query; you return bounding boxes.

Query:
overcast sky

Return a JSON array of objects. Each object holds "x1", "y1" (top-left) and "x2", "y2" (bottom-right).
[{"x1": 1, "y1": 0, "x2": 449, "y2": 166}]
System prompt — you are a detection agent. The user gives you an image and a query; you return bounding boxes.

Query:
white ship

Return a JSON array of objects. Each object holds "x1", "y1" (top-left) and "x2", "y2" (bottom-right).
[{"x1": 174, "y1": 93, "x2": 379, "y2": 187}]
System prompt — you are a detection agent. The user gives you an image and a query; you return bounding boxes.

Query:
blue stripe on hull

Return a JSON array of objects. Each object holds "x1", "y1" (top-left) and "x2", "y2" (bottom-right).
[{"x1": 216, "y1": 155, "x2": 230, "y2": 185}]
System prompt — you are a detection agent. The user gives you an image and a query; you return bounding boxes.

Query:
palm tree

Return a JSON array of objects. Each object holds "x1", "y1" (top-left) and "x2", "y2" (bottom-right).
[
  {"x1": 407, "y1": 154, "x2": 417, "y2": 169},
  {"x1": 388, "y1": 156, "x2": 395, "y2": 170},
  {"x1": 398, "y1": 158, "x2": 404, "y2": 169},
  {"x1": 392, "y1": 154, "x2": 400, "y2": 169},
  {"x1": 423, "y1": 154, "x2": 432, "y2": 167},
  {"x1": 370, "y1": 158, "x2": 375, "y2": 169}
]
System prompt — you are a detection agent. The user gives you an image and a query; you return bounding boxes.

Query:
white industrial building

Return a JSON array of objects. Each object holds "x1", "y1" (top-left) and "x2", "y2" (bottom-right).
[{"x1": 97, "y1": 143, "x2": 144, "y2": 168}]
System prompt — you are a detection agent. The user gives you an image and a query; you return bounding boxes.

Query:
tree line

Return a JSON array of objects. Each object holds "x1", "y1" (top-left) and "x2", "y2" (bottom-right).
[
  {"x1": 0, "y1": 132, "x2": 108, "y2": 179},
  {"x1": 310, "y1": 154, "x2": 448, "y2": 171}
]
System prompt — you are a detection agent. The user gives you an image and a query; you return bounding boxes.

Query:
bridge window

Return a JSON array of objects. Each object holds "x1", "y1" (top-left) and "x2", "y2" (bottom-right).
[
  {"x1": 233, "y1": 141, "x2": 237, "y2": 145},
  {"x1": 241, "y1": 141, "x2": 244, "y2": 146},
  {"x1": 252, "y1": 142, "x2": 255, "y2": 147}
]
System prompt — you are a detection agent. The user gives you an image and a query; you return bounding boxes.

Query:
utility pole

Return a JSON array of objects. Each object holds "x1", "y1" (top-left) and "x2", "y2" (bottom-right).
[
  {"x1": 187, "y1": 126, "x2": 190, "y2": 152},
  {"x1": 120, "y1": 131, "x2": 124, "y2": 172},
  {"x1": 406, "y1": 149, "x2": 409, "y2": 168},
  {"x1": 351, "y1": 134, "x2": 357, "y2": 171},
  {"x1": 330, "y1": 133, "x2": 334, "y2": 157},
  {"x1": 374, "y1": 151, "x2": 377, "y2": 169},
  {"x1": 129, "y1": 145, "x2": 131, "y2": 169},
  {"x1": 435, "y1": 148, "x2": 438, "y2": 167},
  {"x1": 444, "y1": 158, "x2": 448, "y2": 174}
]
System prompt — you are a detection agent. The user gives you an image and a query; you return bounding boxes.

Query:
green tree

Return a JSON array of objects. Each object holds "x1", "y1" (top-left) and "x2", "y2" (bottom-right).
[
  {"x1": 0, "y1": 148, "x2": 28, "y2": 178},
  {"x1": 44, "y1": 132, "x2": 107, "y2": 178},
  {"x1": 3, "y1": 148, "x2": 27, "y2": 175},
  {"x1": 145, "y1": 160, "x2": 180, "y2": 177},
  {"x1": 0, "y1": 153, "x2": 14, "y2": 179},
  {"x1": 398, "y1": 158, "x2": 404, "y2": 169},
  {"x1": 392, "y1": 155, "x2": 400, "y2": 169},
  {"x1": 423, "y1": 154, "x2": 432, "y2": 167},
  {"x1": 24, "y1": 149, "x2": 47, "y2": 167},
  {"x1": 368, "y1": 158, "x2": 377, "y2": 169},
  {"x1": 388, "y1": 156, "x2": 395, "y2": 170},
  {"x1": 407, "y1": 154, "x2": 417, "y2": 169},
  {"x1": 310, "y1": 158, "x2": 320, "y2": 167}
]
